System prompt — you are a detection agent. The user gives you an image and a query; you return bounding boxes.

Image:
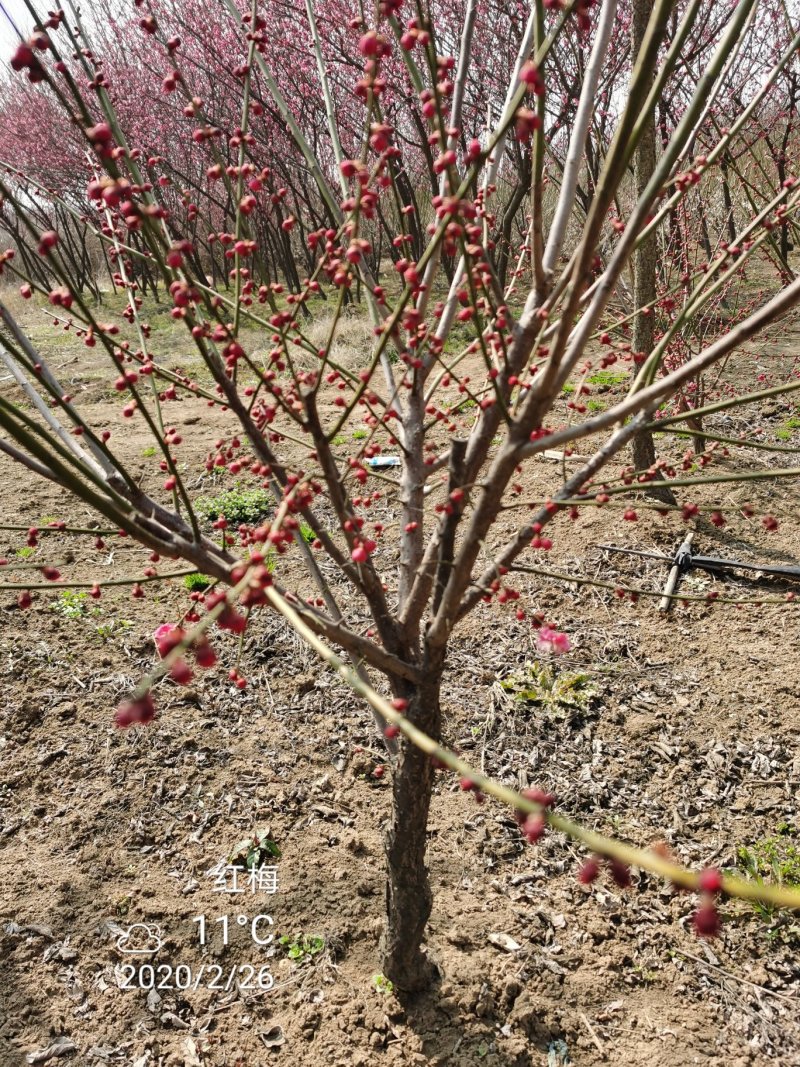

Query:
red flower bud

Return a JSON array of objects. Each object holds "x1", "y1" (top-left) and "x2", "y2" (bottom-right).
[
  {"x1": 578, "y1": 858, "x2": 600, "y2": 884},
  {"x1": 698, "y1": 868, "x2": 723, "y2": 895},
  {"x1": 522, "y1": 813, "x2": 546, "y2": 843},
  {"x1": 692, "y1": 903, "x2": 721, "y2": 938},
  {"x1": 194, "y1": 639, "x2": 218, "y2": 669},
  {"x1": 170, "y1": 659, "x2": 194, "y2": 685},
  {"x1": 519, "y1": 61, "x2": 544, "y2": 95},
  {"x1": 608, "y1": 859, "x2": 631, "y2": 888},
  {"x1": 37, "y1": 230, "x2": 58, "y2": 255},
  {"x1": 115, "y1": 691, "x2": 156, "y2": 728},
  {"x1": 218, "y1": 606, "x2": 247, "y2": 633}
]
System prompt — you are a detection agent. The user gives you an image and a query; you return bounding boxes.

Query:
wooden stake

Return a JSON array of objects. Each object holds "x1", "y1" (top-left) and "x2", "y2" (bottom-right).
[{"x1": 659, "y1": 531, "x2": 694, "y2": 612}]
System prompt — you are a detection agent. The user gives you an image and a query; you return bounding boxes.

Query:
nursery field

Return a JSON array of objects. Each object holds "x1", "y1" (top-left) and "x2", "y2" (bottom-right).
[{"x1": 1, "y1": 298, "x2": 800, "y2": 1067}]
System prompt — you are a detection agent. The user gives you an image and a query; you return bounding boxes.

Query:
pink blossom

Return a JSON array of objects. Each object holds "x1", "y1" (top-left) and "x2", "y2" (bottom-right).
[
  {"x1": 536, "y1": 626, "x2": 571, "y2": 656},
  {"x1": 153, "y1": 622, "x2": 182, "y2": 657}
]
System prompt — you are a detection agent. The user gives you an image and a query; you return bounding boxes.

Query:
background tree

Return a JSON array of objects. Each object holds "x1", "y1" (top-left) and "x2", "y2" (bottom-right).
[{"x1": 629, "y1": 0, "x2": 675, "y2": 502}]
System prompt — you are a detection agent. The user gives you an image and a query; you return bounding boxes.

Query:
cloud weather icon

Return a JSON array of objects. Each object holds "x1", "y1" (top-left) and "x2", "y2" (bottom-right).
[{"x1": 115, "y1": 923, "x2": 164, "y2": 954}]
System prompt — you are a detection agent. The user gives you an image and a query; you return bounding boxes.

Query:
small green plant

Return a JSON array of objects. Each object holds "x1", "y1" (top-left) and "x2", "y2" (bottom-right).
[
  {"x1": 587, "y1": 369, "x2": 627, "y2": 388},
  {"x1": 141, "y1": 445, "x2": 157, "y2": 457},
  {"x1": 737, "y1": 825, "x2": 800, "y2": 892},
  {"x1": 561, "y1": 382, "x2": 575, "y2": 395},
  {"x1": 52, "y1": 589, "x2": 92, "y2": 620},
  {"x1": 195, "y1": 486, "x2": 272, "y2": 526},
  {"x1": 95, "y1": 618, "x2": 133, "y2": 642},
  {"x1": 298, "y1": 521, "x2": 315, "y2": 544},
  {"x1": 776, "y1": 416, "x2": 800, "y2": 441},
  {"x1": 587, "y1": 398, "x2": 605, "y2": 412},
  {"x1": 38, "y1": 515, "x2": 59, "y2": 526},
  {"x1": 279, "y1": 933, "x2": 325, "y2": 963},
  {"x1": 372, "y1": 973, "x2": 394, "y2": 995},
  {"x1": 440, "y1": 320, "x2": 472, "y2": 354},
  {"x1": 632, "y1": 964, "x2": 659, "y2": 985},
  {"x1": 332, "y1": 435, "x2": 347, "y2": 446},
  {"x1": 114, "y1": 895, "x2": 132, "y2": 918},
  {"x1": 352, "y1": 428, "x2": 368, "y2": 440},
  {"x1": 735, "y1": 824, "x2": 800, "y2": 939},
  {"x1": 14, "y1": 546, "x2": 36, "y2": 559},
  {"x1": 183, "y1": 572, "x2": 213, "y2": 592},
  {"x1": 229, "y1": 827, "x2": 282, "y2": 871},
  {"x1": 499, "y1": 661, "x2": 597, "y2": 717}
]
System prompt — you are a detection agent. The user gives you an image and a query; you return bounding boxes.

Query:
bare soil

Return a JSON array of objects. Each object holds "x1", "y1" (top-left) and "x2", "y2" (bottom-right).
[{"x1": 1, "y1": 298, "x2": 800, "y2": 1067}]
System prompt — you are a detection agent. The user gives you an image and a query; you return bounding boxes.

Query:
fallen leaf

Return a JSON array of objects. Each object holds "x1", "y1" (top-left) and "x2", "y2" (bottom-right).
[
  {"x1": 25, "y1": 1039, "x2": 77, "y2": 1064},
  {"x1": 259, "y1": 1026, "x2": 285, "y2": 1049},
  {"x1": 487, "y1": 932, "x2": 521, "y2": 952},
  {"x1": 182, "y1": 1038, "x2": 202, "y2": 1066}
]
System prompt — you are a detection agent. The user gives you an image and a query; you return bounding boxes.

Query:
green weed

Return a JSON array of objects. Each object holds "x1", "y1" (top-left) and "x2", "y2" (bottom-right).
[
  {"x1": 195, "y1": 486, "x2": 272, "y2": 526},
  {"x1": 776, "y1": 416, "x2": 800, "y2": 441},
  {"x1": 372, "y1": 973, "x2": 394, "y2": 995},
  {"x1": 737, "y1": 825, "x2": 800, "y2": 889},
  {"x1": 51, "y1": 589, "x2": 93, "y2": 620},
  {"x1": 279, "y1": 934, "x2": 325, "y2": 963},
  {"x1": 735, "y1": 824, "x2": 800, "y2": 941},
  {"x1": 587, "y1": 369, "x2": 627, "y2": 388},
  {"x1": 183, "y1": 573, "x2": 213, "y2": 592},
  {"x1": 229, "y1": 827, "x2": 282, "y2": 871},
  {"x1": 95, "y1": 618, "x2": 133, "y2": 642},
  {"x1": 499, "y1": 662, "x2": 598, "y2": 717}
]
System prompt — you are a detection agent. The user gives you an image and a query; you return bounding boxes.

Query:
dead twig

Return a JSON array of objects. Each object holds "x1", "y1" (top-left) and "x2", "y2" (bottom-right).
[
  {"x1": 579, "y1": 1011, "x2": 606, "y2": 1057},
  {"x1": 674, "y1": 949, "x2": 800, "y2": 1005}
]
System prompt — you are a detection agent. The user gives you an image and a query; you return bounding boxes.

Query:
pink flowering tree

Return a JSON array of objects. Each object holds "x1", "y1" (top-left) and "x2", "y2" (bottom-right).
[{"x1": 2, "y1": 0, "x2": 800, "y2": 991}]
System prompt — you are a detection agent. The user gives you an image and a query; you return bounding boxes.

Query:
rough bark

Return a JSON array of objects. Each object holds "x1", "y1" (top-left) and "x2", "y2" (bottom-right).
[
  {"x1": 381, "y1": 654, "x2": 443, "y2": 992},
  {"x1": 630, "y1": 0, "x2": 676, "y2": 505}
]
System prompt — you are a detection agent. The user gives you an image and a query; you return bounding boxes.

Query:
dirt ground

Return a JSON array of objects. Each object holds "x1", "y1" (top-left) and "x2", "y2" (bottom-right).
[{"x1": 1, "y1": 296, "x2": 800, "y2": 1066}]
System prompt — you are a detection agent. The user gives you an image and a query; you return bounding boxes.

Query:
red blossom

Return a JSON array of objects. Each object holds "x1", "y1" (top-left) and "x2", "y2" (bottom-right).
[
  {"x1": 693, "y1": 903, "x2": 721, "y2": 938},
  {"x1": 115, "y1": 692, "x2": 156, "y2": 728}
]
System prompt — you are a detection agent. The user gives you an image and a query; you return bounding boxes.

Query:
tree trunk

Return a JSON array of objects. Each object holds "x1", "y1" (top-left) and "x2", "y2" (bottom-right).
[
  {"x1": 630, "y1": 0, "x2": 676, "y2": 505},
  {"x1": 720, "y1": 154, "x2": 738, "y2": 248},
  {"x1": 495, "y1": 150, "x2": 532, "y2": 290},
  {"x1": 381, "y1": 656, "x2": 443, "y2": 992}
]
